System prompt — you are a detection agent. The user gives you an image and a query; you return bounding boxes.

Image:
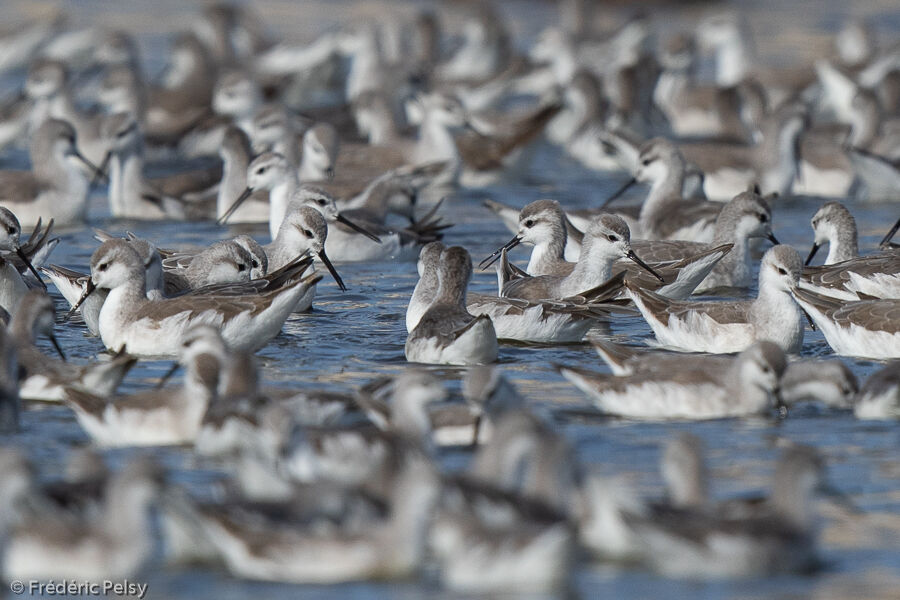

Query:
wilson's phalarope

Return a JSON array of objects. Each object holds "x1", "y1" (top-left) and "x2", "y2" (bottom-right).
[
  {"x1": 64, "y1": 325, "x2": 224, "y2": 446},
  {"x1": 631, "y1": 446, "x2": 835, "y2": 579},
  {"x1": 218, "y1": 152, "x2": 296, "y2": 238},
  {"x1": 99, "y1": 112, "x2": 220, "y2": 220},
  {"x1": 178, "y1": 70, "x2": 262, "y2": 158},
  {"x1": 215, "y1": 126, "x2": 269, "y2": 223},
  {"x1": 805, "y1": 201, "x2": 859, "y2": 266},
  {"x1": 620, "y1": 138, "x2": 723, "y2": 241},
  {"x1": 296, "y1": 186, "x2": 445, "y2": 263},
  {"x1": 628, "y1": 245, "x2": 806, "y2": 353},
  {"x1": 70, "y1": 239, "x2": 320, "y2": 356},
  {"x1": 780, "y1": 359, "x2": 858, "y2": 409},
  {"x1": 11, "y1": 290, "x2": 136, "y2": 402},
  {"x1": 197, "y1": 451, "x2": 439, "y2": 584},
  {"x1": 791, "y1": 288, "x2": 900, "y2": 359},
  {"x1": 468, "y1": 409, "x2": 579, "y2": 513},
  {"x1": 800, "y1": 252, "x2": 900, "y2": 301},
  {"x1": 2, "y1": 458, "x2": 161, "y2": 581},
  {"x1": 406, "y1": 246, "x2": 498, "y2": 365},
  {"x1": 406, "y1": 241, "x2": 443, "y2": 333},
  {"x1": 481, "y1": 196, "x2": 747, "y2": 297},
  {"x1": 679, "y1": 101, "x2": 808, "y2": 201},
  {"x1": 0, "y1": 119, "x2": 99, "y2": 227},
  {"x1": 0, "y1": 208, "x2": 53, "y2": 315},
  {"x1": 560, "y1": 340, "x2": 785, "y2": 419},
  {"x1": 854, "y1": 361, "x2": 900, "y2": 420},
  {"x1": 266, "y1": 203, "x2": 345, "y2": 287},
  {"x1": 499, "y1": 214, "x2": 662, "y2": 301},
  {"x1": 430, "y1": 477, "x2": 573, "y2": 593},
  {"x1": 161, "y1": 239, "x2": 254, "y2": 294}
]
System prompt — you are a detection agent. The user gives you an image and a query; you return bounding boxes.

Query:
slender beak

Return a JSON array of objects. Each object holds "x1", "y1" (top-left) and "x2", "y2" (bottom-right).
[
  {"x1": 90, "y1": 151, "x2": 112, "y2": 190},
  {"x1": 64, "y1": 279, "x2": 96, "y2": 322},
  {"x1": 335, "y1": 213, "x2": 382, "y2": 243},
  {"x1": 155, "y1": 362, "x2": 180, "y2": 389},
  {"x1": 479, "y1": 235, "x2": 522, "y2": 270},
  {"x1": 48, "y1": 332, "x2": 66, "y2": 361},
  {"x1": 880, "y1": 217, "x2": 900, "y2": 248},
  {"x1": 218, "y1": 187, "x2": 253, "y2": 225},
  {"x1": 626, "y1": 248, "x2": 665, "y2": 282},
  {"x1": 15, "y1": 247, "x2": 46, "y2": 291},
  {"x1": 317, "y1": 249, "x2": 346, "y2": 291},
  {"x1": 325, "y1": 167, "x2": 335, "y2": 180},
  {"x1": 805, "y1": 242, "x2": 820, "y2": 266},
  {"x1": 601, "y1": 177, "x2": 637, "y2": 207},
  {"x1": 71, "y1": 149, "x2": 107, "y2": 183},
  {"x1": 767, "y1": 232, "x2": 780, "y2": 245}
]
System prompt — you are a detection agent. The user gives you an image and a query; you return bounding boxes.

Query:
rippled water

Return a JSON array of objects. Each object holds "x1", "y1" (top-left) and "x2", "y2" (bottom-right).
[{"x1": 2, "y1": 1, "x2": 900, "y2": 599}]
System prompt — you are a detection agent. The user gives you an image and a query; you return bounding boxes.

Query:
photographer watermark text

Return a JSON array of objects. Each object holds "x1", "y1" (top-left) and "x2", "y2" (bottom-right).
[{"x1": 9, "y1": 580, "x2": 148, "y2": 598}]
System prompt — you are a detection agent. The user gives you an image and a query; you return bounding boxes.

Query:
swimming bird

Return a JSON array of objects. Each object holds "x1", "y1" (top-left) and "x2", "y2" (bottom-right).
[
  {"x1": 406, "y1": 246, "x2": 498, "y2": 365},
  {"x1": 805, "y1": 201, "x2": 859, "y2": 265},
  {"x1": 498, "y1": 214, "x2": 663, "y2": 302},
  {"x1": 853, "y1": 361, "x2": 900, "y2": 420},
  {"x1": 559, "y1": 340, "x2": 786, "y2": 419},
  {"x1": 63, "y1": 325, "x2": 224, "y2": 446},
  {"x1": 10, "y1": 290, "x2": 136, "y2": 402},
  {"x1": 0, "y1": 119, "x2": 99, "y2": 227},
  {"x1": 791, "y1": 288, "x2": 900, "y2": 359},
  {"x1": 627, "y1": 245, "x2": 805, "y2": 353},
  {"x1": 68, "y1": 239, "x2": 320, "y2": 356},
  {"x1": 629, "y1": 445, "x2": 837, "y2": 578},
  {"x1": 2, "y1": 458, "x2": 161, "y2": 581}
]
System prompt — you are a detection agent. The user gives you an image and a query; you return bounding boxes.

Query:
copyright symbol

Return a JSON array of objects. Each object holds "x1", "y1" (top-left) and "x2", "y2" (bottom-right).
[{"x1": 9, "y1": 580, "x2": 24, "y2": 594}]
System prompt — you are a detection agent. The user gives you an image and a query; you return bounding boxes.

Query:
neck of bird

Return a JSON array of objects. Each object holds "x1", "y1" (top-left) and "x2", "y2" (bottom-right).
[
  {"x1": 218, "y1": 149, "x2": 249, "y2": 217},
  {"x1": 101, "y1": 275, "x2": 148, "y2": 329},
  {"x1": 417, "y1": 115, "x2": 459, "y2": 164},
  {"x1": 435, "y1": 273, "x2": 467, "y2": 310},
  {"x1": 8, "y1": 312, "x2": 37, "y2": 345},
  {"x1": 825, "y1": 229, "x2": 858, "y2": 264},
  {"x1": 730, "y1": 358, "x2": 774, "y2": 414},
  {"x1": 264, "y1": 235, "x2": 302, "y2": 272},
  {"x1": 565, "y1": 241, "x2": 614, "y2": 295},
  {"x1": 109, "y1": 149, "x2": 146, "y2": 216},
  {"x1": 641, "y1": 166, "x2": 684, "y2": 222},
  {"x1": 715, "y1": 34, "x2": 750, "y2": 87},
  {"x1": 527, "y1": 230, "x2": 568, "y2": 275},
  {"x1": 267, "y1": 178, "x2": 297, "y2": 238}
]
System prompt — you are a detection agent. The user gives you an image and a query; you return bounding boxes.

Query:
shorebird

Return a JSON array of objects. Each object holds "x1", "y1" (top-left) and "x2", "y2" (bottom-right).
[
  {"x1": 98, "y1": 112, "x2": 220, "y2": 219},
  {"x1": 406, "y1": 246, "x2": 498, "y2": 365},
  {"x1": 791, "y1": 288, "x2": 900, "y2": 359},
  {"x1": 0, "y1": 119, "x2": 100, "y2": 227},
  {"x1": 216, "y1": 126, "x2": 269, "y2": 223},
  {"x1": 678, "y1": 101, "x2": 808, "y2": 201},
  {"x1": 780, "y1": 359, "x2": 858, "y2": 409},
  {"x1": 68, "y1": 239, "x2": 320, "y2": 356},
  {"x1": 805, "y1": 201, "x2": 859, "y2": 266},
  {"x1": 854, "y1": 361, "x2": 900, "y2": 420},
  {"x1": 194, "y1": 452, "x2": 440, "y2": 584},
  {"x1": 498, "y1": 214, "x2": 663, "y2": 302},
  {"x1": 64, "y1": 325, "x2": 225, "y2": 446},
  {"x1": 559, "y1": 340, "x2": 786, "y2": 419},
  {"x1": 630, "y1": 446, "x2": 837, "y2": 579},
  {"x1": 2, "y1": 458, "x2": 161, "y2": 581},
  {"x1": 627, "y1": 245, "x2": 806, "y2": 353},
  {"x1": 0, "y1": 208, "x2": 54, "y2": 315},
  {"x1": 10, "y1": 290, "x2": 136, "y2": 402}
]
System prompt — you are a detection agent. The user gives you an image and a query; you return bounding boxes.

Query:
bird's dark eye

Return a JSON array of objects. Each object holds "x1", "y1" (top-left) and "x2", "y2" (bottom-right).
[
  {"x1": 524, "y1": 220, "x2": 534, "y2": 228},
  {"x1": 607, "y1": 234, "x2": 618, "y2": 241},
  {"x1": 303, "y1": 229, "x2": 313, "y2": 238},
  {"x1": 761, "y1": 365, "x2": 771, "y2": 373},
  {"x1": 6, "y1": 226, "x2": 15, "y2": 235},
  {"x1": 758, "y1": 214, "x2": 768, "y2": 222},
  {"x1": 256, "y1": 167, "x2": 267, "y2": 175},
  {"x1": 316, "y1": 198, "x2": 327, "y2": 206},
  {"x1": 98, "y1": 263, "x2": 108, "y2": 272},
  {"x1": 237, "y1": 263, "x2": 246, "y2": 272},
  {"x1": 777, "y1": 267, "x2": 787, "y2": 275},
  {"x1": 641, "y1": 159, "x2": 651, "y2": 166},
  {"x1": 251, "y1": 260, "x2": 259, "y2": 269}
]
